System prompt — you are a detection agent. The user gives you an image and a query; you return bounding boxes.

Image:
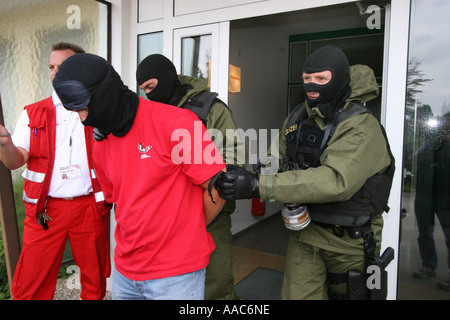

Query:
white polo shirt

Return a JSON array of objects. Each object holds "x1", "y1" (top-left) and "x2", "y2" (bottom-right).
[{"x1": 12, "y1": 92, "x2": 93, "y2": 198}]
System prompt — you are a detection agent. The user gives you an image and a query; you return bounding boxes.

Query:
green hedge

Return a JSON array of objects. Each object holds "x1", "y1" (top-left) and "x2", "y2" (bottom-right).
[{"x1": 0, "y1": 228, "x2": 11, "y2": 300}]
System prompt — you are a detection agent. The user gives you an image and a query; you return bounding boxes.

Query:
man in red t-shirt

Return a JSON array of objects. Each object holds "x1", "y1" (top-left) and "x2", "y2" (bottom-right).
[{"x1": 53, "y1": 53, "x2": 226, "y2": 299}]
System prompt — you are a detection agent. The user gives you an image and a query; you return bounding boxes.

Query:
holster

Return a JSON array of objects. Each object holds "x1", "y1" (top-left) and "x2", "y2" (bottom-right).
[{"x1": 327, "y1": 223, "x2": 394, "y2": 300}]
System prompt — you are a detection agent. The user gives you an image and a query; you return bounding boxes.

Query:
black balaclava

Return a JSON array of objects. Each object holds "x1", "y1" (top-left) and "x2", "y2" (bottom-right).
[
  {"x1": 303, "y1": 45, "x2": 351, "y2": 122},
  {"x1": 136, "y1": 54, "x2": 186, "y2": 105},
  {"x1": 53, "y1": 53, "x2": 139, "y2": 137}
]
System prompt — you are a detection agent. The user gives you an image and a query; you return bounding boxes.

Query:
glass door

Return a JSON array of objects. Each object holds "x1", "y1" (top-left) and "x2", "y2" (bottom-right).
[
  {"x1": 398, "y1": 0, "x2": 450, "y2": 300},
  {"x1": 173, "y1": 23, "x2": 230, "y2": 104},
  {"x1": 180, "y1": 33, "x2": 212, "y2": 87}
]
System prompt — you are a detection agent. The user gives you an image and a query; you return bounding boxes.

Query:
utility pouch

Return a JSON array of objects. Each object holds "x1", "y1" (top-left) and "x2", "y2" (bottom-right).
[{"x1": 347, "y1": 269, "x2": 369, "y2": 300}]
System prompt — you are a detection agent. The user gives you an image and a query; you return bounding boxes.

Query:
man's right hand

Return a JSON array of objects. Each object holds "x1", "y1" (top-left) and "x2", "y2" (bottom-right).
[
  {"x1": 0, "y1": 124, "x2": 11, "y2": 147},
  {"x1": 0, "y1": 124, "x2": 28, "y2": 169},
  {"x1": 214, "y1": 165, "x2": 260, "y2": 200}
]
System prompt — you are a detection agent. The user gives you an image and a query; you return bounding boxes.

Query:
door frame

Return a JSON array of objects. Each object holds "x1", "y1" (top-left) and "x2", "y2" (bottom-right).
[{"x1": 173, "y1": 22, "x2": 230, "y2": 104}]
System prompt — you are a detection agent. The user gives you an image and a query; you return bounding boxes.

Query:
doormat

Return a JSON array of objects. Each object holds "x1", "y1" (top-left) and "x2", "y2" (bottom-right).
[{"x1": 234, "y1": 267, "x2": 284, "y2": 300}]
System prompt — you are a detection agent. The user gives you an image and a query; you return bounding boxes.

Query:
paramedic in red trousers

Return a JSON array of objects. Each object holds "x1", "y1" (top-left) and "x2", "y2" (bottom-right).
[
  {"x1": 52, "y1": 53, "x2": 227, "y2": 300},
  {"x1": 0, "y1": 42, "x2": 112, "y2": 300}
]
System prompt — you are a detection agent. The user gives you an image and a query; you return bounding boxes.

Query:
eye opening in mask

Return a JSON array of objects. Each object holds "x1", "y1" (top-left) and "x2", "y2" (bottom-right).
[{"x1": 53, "y1": 80, "x2": 91, "y2": 111}]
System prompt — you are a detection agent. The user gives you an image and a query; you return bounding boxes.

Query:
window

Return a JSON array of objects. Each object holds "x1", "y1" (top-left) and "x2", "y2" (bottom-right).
[
  {"x1": 181, "y1": 34, "x2": 212, "y2": 87},
  {"x1": 137, "y1": 31, "x2": 163, "y2": 97},
  {"x1": 173, "y1": 23, "x2": 226, "y2": 99}
]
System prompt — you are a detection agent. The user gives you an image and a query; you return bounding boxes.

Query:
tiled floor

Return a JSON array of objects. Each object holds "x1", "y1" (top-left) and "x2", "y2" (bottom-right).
[
  {"x1": 231, "y1": 212, "x2": 450, "y2": 300},
  {"x1": 232, "y1": 213, "x2": 287, "y2": 284}
]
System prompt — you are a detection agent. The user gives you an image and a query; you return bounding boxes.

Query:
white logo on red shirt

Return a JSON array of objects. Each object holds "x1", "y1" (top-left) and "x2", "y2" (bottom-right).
[{"x1": 139, "y1": 143, "x2": 152, "y2": 159}]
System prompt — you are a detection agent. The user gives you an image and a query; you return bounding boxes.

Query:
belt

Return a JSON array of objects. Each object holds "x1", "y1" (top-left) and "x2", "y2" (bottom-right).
[
  {"x1": 316, "y1": 221, "x2": 371, "y2": 239},
  {"x1": 48, "y1": 193, "x2": 92, "y2": 201},
  {"x1": 316, "y1": 222, "x2": 345, "y2": 237}
]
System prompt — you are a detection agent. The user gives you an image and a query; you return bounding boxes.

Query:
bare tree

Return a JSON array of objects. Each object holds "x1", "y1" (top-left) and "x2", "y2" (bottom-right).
[{"x1": 406, "y1": 57, "x2": 433, "y2": 108}]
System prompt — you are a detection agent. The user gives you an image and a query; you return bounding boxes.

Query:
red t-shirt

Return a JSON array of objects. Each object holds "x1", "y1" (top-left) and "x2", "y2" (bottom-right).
[{"x1": 93, "y1": 98, "x2": 225, "y2": 281}]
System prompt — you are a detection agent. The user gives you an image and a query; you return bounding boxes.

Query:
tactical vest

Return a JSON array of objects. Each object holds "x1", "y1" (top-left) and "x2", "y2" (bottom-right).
[
  {"x1": 182, "y1": 91, "x2": 218, "y2": 126},
  {"x1": 284, "y1": 102, "x2": 395, "y2": 227},
  {"x1": 22, "y1": 97, "x2": 112, "y2": 220}
]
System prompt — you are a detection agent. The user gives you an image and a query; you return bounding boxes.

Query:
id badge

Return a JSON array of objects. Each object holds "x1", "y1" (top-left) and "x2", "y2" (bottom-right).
[{"x1": 60, "y1": 164, "x2": 82, "y2": 180}]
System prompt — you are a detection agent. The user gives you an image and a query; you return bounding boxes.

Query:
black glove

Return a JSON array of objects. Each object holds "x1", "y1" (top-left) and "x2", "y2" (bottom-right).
[
  {"x1": 215, "y1": 165, "x2": 260, "y2": 200},
  {"x1": 93, "y1": 128, "x2": 109, "y2": 141}
]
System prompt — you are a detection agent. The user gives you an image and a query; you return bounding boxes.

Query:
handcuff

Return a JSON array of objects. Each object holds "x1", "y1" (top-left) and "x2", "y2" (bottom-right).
[
  {"x1": 0, "y1": 132, "x2": 11, "y2": 146},
  {"x1": 208, "y1": 170, "x2": 225, "y2": 203}
]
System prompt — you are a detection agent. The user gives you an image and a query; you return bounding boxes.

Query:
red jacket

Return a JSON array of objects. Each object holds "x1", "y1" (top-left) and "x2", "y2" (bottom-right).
[{"x1": 22, "y1": 97, "x2": 111, "y2": 219}]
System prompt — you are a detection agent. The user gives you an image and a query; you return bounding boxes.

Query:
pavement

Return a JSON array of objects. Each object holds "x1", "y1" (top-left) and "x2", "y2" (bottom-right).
[{"x1": 53, "y1": 278, "x2": 111, "y2": 300}]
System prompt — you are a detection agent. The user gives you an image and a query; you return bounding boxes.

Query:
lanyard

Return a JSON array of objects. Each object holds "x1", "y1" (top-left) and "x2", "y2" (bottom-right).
[{"x1": 58, "y1": 107, "x2": 79, "y2": 166}]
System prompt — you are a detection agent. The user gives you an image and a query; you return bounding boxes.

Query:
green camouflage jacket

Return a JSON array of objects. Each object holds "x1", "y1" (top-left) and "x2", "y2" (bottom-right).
[{"x1": 260, "y1": 64, "x2": 391, "y2": 204}]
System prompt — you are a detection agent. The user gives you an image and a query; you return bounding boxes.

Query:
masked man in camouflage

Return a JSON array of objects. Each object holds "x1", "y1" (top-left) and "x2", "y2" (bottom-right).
[{"x1": 216, "y1": 45, "x2": 394, "y2": 300}]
